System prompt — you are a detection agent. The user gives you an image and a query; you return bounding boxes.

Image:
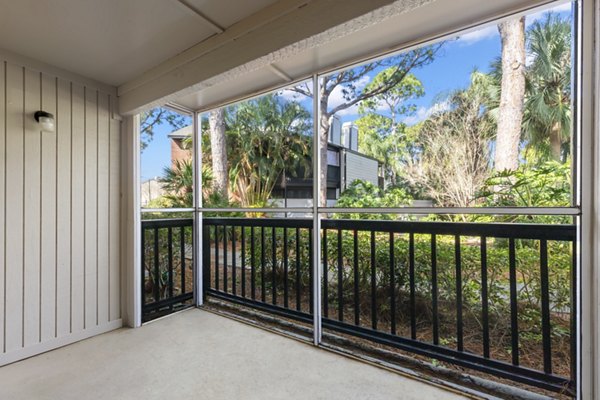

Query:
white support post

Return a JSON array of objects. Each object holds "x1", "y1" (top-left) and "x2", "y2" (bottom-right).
[
  {"x1": 578, "y1": 0, "x2": 597, "y2": 398},
  {"x1": 312, "y1": 74, "x2": 322, "y2": 345},
  {"x1": 193, "y1": 111, "x2": 204, "y2": 307},
  {"x1": 120, "y1": 114, "x2": 141, "y2": 328}
]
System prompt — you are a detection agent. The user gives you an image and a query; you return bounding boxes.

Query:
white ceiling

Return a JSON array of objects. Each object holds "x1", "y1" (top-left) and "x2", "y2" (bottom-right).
[
  {"x1": 0, "y1": 0, "x2": 560, "y2": 114},
  {"x1": 0, "y1": 0, "x2": 277, "y2": 86}
]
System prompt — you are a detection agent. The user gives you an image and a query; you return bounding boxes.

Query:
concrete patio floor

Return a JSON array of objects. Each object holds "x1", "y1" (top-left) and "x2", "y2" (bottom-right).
[{"x1": 0, "y1": 309, "x2": 468, "y2": 400}]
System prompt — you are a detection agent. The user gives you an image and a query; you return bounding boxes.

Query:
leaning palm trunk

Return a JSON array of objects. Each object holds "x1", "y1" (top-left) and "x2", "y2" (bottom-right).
[{"x1": 495, "y1": 17, "x2": 526, "y2": 171}]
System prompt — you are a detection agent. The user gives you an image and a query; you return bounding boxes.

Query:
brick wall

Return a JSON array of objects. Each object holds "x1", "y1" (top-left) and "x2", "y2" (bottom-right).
[{"x1": 170, "y1": 138, "x2": 192, "y2": 168}]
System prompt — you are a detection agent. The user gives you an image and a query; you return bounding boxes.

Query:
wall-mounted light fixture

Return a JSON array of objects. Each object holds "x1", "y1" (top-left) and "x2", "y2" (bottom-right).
[{"x1": 34, "y1": 111, "x2": 55, "y2": 132}]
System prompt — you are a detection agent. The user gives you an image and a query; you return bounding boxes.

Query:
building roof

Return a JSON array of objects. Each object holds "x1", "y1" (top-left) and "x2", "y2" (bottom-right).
[{"x1": 168, "y1": 125, "x2": 193, "y2": 140}]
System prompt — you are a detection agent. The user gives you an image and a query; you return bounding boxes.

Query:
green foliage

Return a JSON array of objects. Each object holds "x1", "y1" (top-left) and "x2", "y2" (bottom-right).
[
  {"x1": 225, "y1": 95, "x2": 312, "y2": 208},
  {"x1": 358, "y1": 72, "x2": 424, "y2": 117},
  {"x1": 355, "y1": 71, "x2": 425, "y2": 191},
  {"x1": 478, "y1": 160, "x2": 571, "y2": 223},
  {"x1": 523, "y1": 13, "x2": 572, "y2": 161},
  {"x1": 140, "y1": 107, "x2": 188, "y2": 150},
  {"x1": 334, "y1": 180, "x2": 411, "y2": 219},
  {"x1": 152, "y1": 160, "x2": 237, "y2": 210},
  {"x1": 320, "y1": 44, "x2": 441, "y2": 115},
  {"x1": 157, "y1": 160, "x2": 194, "y2": 208}
]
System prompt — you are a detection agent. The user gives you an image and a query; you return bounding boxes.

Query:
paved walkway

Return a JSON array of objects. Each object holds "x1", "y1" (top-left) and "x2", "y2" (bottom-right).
[{"x1": 0, "y1": 309, "x2": 468, "y2": 400}]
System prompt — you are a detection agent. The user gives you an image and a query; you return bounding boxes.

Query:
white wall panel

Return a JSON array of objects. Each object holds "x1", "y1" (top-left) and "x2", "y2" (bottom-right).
[
  {"x1": 23, "y1": 68, "x2": 41, "y2": 348},
  {"x1": 109, "y1": 117, "x2": 121, "y2": 321},
  {"x1": 344, "y1": 152, "x2": 379, "y2": 187},
  {"x1": 55, "y1": 78, "x2": 71, "y2": 338},
  {"x1": 97, "y1": 92, "x2": 109, "y2": 326},
  {"x1": 0, "y1": 61, "x2": 5, "y2": 352},
  {"x1": 40, "y1": 73, "x2": 57, "y2": 342},
  {"x1": 0, "y1": 59, "x2": 122, "y2": 366},
  {"x1": 5, "y1": 63, "x2": 25, "y2": 353},
  {"x1": 70, "y1": 83, "x2": 85, "y2": 333},
  {"x1": 84, "y1": 88, "x2": 98, "y2": 330}
]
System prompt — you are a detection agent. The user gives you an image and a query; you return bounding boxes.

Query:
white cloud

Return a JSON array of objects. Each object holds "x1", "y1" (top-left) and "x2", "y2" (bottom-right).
[
  {"x1": 456, "y1": 25, "x2": 498, "y2": 45},
  {"x1": 402, "y1": 101, "x2": 451, "y2": 125},
  {"x1": 328, "y1": 75, "x2": 371, "y2": 116}
]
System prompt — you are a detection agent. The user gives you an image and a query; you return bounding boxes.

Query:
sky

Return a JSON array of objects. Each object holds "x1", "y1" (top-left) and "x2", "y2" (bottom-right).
[{"x1": 141, "y1": 1, "x2": 573, "y2": 182}]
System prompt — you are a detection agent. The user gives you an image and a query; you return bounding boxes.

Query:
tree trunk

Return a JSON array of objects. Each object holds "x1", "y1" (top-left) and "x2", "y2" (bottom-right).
[
  {"x1": 209, "y1": 109, "x2": 228, "y2": 199},
  {"x1": 495, "y1": 17, "x2": 526, "y2": 172},
  {"x1": 549, "y1": 121, "x2": 562, "y2": 161},
  {"x1": 319, "y1": 111, "x2": 330, "y2": 207}
]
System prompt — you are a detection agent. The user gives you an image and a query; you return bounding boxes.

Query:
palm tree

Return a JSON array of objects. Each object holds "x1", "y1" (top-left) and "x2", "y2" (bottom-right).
[
  {"x1": 225, "y1": 95, "x2": 312, "y2": 208},
  {"x1": 159, "y1": 160, "x2": 194, "y2": 207},
  {"x1": 159, "y1": 160, "x2": 215, "y2": 207},
  {"x1": 523, "y1": 13, "x2": 571, "y2": 162}
]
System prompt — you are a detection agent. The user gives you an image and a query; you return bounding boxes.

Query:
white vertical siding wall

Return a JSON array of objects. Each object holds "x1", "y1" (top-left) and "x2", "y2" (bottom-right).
[
  {"x1": 344, "y1": 151, "x2": 379, "y2": 188},
  {"x1": 0, "y1": 58, "x2": 122, "y2": 366}
]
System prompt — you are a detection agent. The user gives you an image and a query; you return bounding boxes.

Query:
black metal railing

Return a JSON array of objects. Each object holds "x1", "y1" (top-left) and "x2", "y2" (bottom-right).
[
  {"x1": 202, "y1": 217, "x2": 576, "y2": 396},
  {"x1": 203, "y1": 218, "x2": 314, "y2": 324},
  {"x1": 141, "y1": 219, "x2": 194, "y2": 322}
]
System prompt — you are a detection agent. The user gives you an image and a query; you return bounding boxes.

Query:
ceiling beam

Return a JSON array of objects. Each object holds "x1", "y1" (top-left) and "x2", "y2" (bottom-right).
[
  {"x1": 117, "y1": 0, "x2": 397, "y2": 114},
  {"x1": 174, "y1": 0, "x2": 225, "y2": 34},
  {"x1": 119, "y1": 0, "x2": 310, "y2": 99},
  {"x1": 268, "y1": 64, "x2": 293, "y2": 82}
]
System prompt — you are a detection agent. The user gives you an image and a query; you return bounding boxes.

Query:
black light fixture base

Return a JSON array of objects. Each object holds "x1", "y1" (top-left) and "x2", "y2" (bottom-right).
[{"x1": 34, "y1": 111, "x2": 53, "y2": 122}]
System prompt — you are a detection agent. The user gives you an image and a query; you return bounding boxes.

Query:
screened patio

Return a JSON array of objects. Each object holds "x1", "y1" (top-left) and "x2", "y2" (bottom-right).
[{"x1": 0, "y1": 0, "x2": 598, "y2": 399}]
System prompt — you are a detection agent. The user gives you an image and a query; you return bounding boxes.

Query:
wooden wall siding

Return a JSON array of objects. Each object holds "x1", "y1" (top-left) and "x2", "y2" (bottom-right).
[{"x1": 0, "y1": 60, "x2": 121, "y2": 365}]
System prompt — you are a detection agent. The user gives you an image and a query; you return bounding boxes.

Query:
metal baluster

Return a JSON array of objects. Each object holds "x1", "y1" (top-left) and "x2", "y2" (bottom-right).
[
  {"x1": 296, "y1": 227, "x2": 301, "y2": 311},
  {"x1": 354, "y1": 230, "x2": 360, "y2": 326},
  {"x1": 261, "y1": 226, "x2": 266, "y2": 302},
  {"x1": 570, "y1": 240, "x2": 577, "y2": 387},
  {"x1": 153, "y1": 228, "x2": 160, "y2": 302},
  {"x1": 215, "y1": 226, "x2": 219, "y2": 291},
  {"x1": 232, "y1": 226, "x2": 237, "y2": 296},
  {"x1": 283, "y1": 227, "x2": 289, "y2": 309},
  {"x1": 223, "y1": 225, "x2": 228, "y2": 293},
  {"x1": 180, "y1": 226, "x2": 185, "y2": 295},
  {"x1": 309, "y1": 229, "x2": 314, "y2": 315},
  {"x1": 481, "y1": 237, "x2": 490, "y2": 358},
  {"x1": 202, "y1": 225, "x2": 210, "y2": 301},
  {"x1": 409, "y1": 232, "x2": 416, "y2": 340},
  {"x1": 323, "y1": 229, "x2": 328, "y2": 318},
  {"x1": 509, "y1": 238, "x2": 519, "y2": 366},
  {"x1": 141, "y1": 227, "x2": 146, "y2": 311},
  {"x1": 431, "y1": 234, "x2": 438, "y2": 345},
  {"x1": 455, "y1": 235, "x2": 463, "y2": 351},
  {"x1": 338, "y1": 229, "x2": 343, "y2": 322},
  {"x1": 241, "y1": 227, "x2": 246, "y2": 298},
  {"x1": 272, "y1": 226, "x2": 277, "y2": 306},
  {"x1": 251, "y1": 227, "x2": 256, "y2": 300},
  {"x1": 540, "y1": 240, "x2": 552, "y2": 374},
  {"x1": 371, "y1": 231, "x2": 377, "y2": 331},
  {"x1": 167, "y1": 227, "x2": 174, "y2": 304},
  {"x1": 390, "y1": 232, "x2": 396, "y2": 335}
]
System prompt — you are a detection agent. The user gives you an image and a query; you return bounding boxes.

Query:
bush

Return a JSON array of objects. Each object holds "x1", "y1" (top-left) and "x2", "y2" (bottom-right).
[{"x1": 335, "y1": 180, "x2": 412, "y2": 220}]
